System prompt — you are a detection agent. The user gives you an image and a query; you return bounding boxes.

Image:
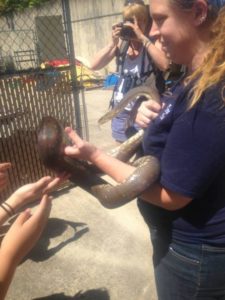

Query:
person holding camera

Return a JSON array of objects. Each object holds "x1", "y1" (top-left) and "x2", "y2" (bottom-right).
[{"x1": 90, "y1": 0, "x2": 169, "y2": 143}]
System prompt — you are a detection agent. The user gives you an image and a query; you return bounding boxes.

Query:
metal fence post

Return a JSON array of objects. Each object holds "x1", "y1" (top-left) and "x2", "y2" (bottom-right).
[{"x1": 62, "y1": 0, "x2": 85, "y2": 138}]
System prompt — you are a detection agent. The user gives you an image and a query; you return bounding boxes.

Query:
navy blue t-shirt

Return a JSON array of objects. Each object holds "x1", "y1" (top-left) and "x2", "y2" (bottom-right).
[{"x1": 140, "y1": 80, "x2": 225, "y2": 245}]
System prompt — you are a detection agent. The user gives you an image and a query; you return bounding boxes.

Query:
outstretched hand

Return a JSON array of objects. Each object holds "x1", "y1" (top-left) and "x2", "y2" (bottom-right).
[
  {"x1": 6, "y1": 175, "x2": 66, "y2": 212},
  {"x1": 0, "y1": 195, "x2": 52, "y2": 299},
  {"x1": 64, "y1": 127, "x2": 100, "y2": 163},
  {"x1": 0, "y1": 194, "x2": 52, "y2": 265}
]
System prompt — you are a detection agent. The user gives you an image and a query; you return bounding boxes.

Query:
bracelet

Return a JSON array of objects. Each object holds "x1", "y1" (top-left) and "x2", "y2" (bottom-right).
[
  {"x1": 3, "y1": 202, "x2": 15, "y2": 215},
  {"x1": 0, "y1": 202, "x2": 15, "y2": 217},
  {"x1": 143, "y1": 38, "x2": 151, "y2": 49}
]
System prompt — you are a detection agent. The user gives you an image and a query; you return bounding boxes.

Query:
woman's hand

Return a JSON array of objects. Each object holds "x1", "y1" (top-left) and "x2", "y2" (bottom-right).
[
  {"x1": 0, "y1": 195, "x2": 52, "y2": 299},
  {"x1": 0, "y1": 162, "x2": 11, "y2": 192},
  {"x1": 0, "y1": 194, "x2": 52, "y2": 265},
  {"x1": 135, "y1": 100, "x2": 162, "y2": 128},
  {"x1": 111, "y1": 22, "x2": 122, "y2": 46},
  {"x1": 125, "y1": 16, "x2": 146, "y2": 42},
  {"x1": 64, "y1": 127, "x2": 101, "y2": 163},
  {"x1": 6, "y1": 175, "x2": 65, "y2": 212},
  {"x1": 64, "y1": 128, "x2": 134, "y2": 184}
]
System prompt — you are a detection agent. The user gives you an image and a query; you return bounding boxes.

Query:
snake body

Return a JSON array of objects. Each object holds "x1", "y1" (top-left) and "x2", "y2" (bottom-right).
[
  {"x1": 37, "y1": 119, "x2": 159, "y2": 208},
  {"x1": 98, "y1": 76, "x2": 161, "y2": 126},
  {"x1": 37, "y1": 78, "x2": 161, "y2": 208}
]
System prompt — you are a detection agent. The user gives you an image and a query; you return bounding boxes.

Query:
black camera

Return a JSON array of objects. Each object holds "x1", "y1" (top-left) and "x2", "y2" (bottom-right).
[{"x1": 118, "y1": 19, "x2": 136, "y2": 40}]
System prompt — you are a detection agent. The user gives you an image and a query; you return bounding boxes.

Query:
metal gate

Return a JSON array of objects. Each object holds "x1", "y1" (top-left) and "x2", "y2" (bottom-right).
[{"x1": 0, "y1": 0, "x2": 88, "y2": 200}]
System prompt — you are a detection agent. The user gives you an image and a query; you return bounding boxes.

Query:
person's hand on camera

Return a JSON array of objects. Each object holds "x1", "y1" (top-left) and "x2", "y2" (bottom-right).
[
  {"x1": 135, "y1": 99, "x2": 162, "y2": 128},
  {"x1": 111, "y1": 23, "x2": 122, "y2": 46},
  {"x1": 124, "y1": 16, "x2": 145, "y2": 42},
  {"x1": 0, "y1": 162, "x2": 11, "y2": 192}
]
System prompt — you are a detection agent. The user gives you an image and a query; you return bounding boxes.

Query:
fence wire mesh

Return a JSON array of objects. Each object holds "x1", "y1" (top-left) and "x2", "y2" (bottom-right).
[{"x1": 0, "y1": 0, "x2": 91, "y2": 200}]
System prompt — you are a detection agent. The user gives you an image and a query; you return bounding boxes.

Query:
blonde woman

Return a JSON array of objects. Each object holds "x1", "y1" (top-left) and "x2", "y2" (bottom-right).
[
  {"x1": 90, "y1": 0, "x2": 169, "y2": 142},
  {"x1": 65, "y1": 0, "x2": 225, "y2": 298}
]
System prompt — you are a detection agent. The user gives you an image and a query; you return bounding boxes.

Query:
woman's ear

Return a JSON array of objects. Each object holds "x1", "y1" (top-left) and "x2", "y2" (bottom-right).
[{"x1": 193, "y1": 0, "x2": 208, "y2": 26}]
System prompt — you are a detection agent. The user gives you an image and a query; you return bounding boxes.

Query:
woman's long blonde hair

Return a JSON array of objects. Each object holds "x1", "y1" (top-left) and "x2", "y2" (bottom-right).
[{"x1": 187, "y1": 6, "x2": 225, "y2": 107}]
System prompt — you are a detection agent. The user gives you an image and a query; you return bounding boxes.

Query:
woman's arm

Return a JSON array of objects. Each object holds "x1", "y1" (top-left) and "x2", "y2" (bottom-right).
[
  {"x1": 90, "y1": 24, "x2": 122, "y2": 71},
  {"x1": 0, "y1": 176, "x2": 64, "y2": 226},
  {"x1": 0, "y1": 253, "x2": 16, "y2": 300},
  {"x1": 143, "y1": 38, "x2": 170, "y2": 71},
  {"x1": 87, "y1": 146, "x2": 192, "y2": 211},
  {"x1": 64, "y1": 128, "x2": 192, "y2": 211},
  {"x1": 140, "y1": 183, "x2": 192, "y2": 211},
  {"x1": 0, "y1": 194, "x2": 52, "y2": 299},
  {"x1": 92, "y1": 149, "x2": 192, "y2": 210}
]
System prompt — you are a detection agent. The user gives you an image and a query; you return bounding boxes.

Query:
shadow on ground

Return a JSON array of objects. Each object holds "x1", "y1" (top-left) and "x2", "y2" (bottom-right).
[
  {"x1": 24, "y1": 218, "x2": 89, "y2": 262},
  {"x1": 32, "y1": 288, "x2": 110, "y2": 300}
]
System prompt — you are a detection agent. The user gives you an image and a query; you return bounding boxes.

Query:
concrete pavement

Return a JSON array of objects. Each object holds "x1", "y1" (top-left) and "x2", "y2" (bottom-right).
[{"x1": 6, "y1": 88, "x2": 157, "y2": 300}]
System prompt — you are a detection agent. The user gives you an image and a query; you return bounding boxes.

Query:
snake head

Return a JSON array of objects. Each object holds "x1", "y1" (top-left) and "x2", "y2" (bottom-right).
[{"x1": 37, "y1": 116, "x2": 71, "y2": 172}]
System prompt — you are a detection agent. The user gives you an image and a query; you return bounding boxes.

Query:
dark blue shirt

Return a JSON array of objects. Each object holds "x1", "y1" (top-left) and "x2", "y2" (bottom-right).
[{"x1": 140, "y1": 80, "x2": 225, "y2": 245}]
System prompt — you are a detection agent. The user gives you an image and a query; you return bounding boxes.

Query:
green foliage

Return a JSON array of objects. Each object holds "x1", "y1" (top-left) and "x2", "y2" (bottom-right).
[{"x1": 0, "y1": 0, "x2": 51, "y2": 16}]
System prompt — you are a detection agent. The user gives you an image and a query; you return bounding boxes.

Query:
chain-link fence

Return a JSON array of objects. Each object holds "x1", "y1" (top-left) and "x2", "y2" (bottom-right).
[{"x1": 0, "y1": 0, "x2": 95, "y2": 199}]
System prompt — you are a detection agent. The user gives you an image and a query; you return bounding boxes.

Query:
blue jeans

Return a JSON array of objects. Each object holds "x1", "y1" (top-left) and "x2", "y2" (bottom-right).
[{"x1": 150, "y1": 227, "x2": 225, "y2": 300}]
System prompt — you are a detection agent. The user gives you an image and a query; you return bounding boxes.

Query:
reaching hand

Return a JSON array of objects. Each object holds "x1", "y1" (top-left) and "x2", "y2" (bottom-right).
[
  {"x1": 135, "y1": 99, "x2": 162, "y2": 128},
  {"x1": 64, "y1": 127, "x2": 101, "y2": 163},
  {"x1": 0, "y1": 162, "x2": 11, "y2": 192},
  {"x1": 0, "y1": 194, "x2": 52, "y2": 265},
  {"x1": 0, "y1": 195, "x2": 52, "y2": 299},
  {"x1": 6, "y1": 175, "x2": 65, "y2": 212}
]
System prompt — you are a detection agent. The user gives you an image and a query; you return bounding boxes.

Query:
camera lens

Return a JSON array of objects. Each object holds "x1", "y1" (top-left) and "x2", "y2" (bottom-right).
[{"x1": 120, "y1": 25, "x2": 136, "y2": 40}]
